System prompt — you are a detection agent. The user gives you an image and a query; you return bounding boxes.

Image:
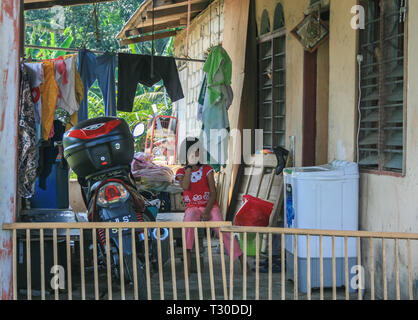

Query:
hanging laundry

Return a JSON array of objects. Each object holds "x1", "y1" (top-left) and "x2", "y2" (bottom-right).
[
  {"x1": 38, "y1": 120, "x2": 66, "y2": 190},
  {"x1": 200, "y1": 46, "x2": 234, "y2": 172},
  {"x1": 77, "y1": 49, "x2": 117, "y2": 122},
  {"x1": 117, "y1": 53, "x2": 184, "y2": 112},
  {"x1": 66, "y1": 55, "x2": 83, "y2": 131},
  {"x1": 197, "y1": 74, "x2": 207, "y2": 122},
  {"x1": 203, "y1": 45, "x2": 233, "y2": 105},
  {"x1": 55, "y1": 55, "x2": 80, "y2": 116},
  {"x1": 18, "y1": 67, "x2": 38, "y2": 198},
  {"x1": 40, "y1": 60, "x2": 59, "y2": 141},
  {"x1": 23, "y1": 63, "x2": 43, "y2": 124},
  {"x1": 24, "y1": 62, "x2": 44, "y2": 143},
  {"x1": 199, "y1": 85, "x2": 230, "y2": 172}
]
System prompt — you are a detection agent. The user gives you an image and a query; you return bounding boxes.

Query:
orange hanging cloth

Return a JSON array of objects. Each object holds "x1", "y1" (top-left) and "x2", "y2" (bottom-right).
[{"x1": 40, "y1": 61, "x2": 59, "y2": 141}]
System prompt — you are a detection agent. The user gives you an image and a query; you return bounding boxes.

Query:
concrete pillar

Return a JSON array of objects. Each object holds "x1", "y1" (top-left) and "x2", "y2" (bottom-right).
[
  {"x1": 328, "y1": 0, "x2": 357, "y2": 162},
  {"x1": 0, "y1": 0, "x2": 21, "y2": 300}
]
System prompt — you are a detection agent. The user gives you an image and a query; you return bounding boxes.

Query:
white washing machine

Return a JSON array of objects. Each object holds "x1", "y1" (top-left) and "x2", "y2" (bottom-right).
[{"x1": 283, "y1": 160, "x2": 359, "y2": 293}]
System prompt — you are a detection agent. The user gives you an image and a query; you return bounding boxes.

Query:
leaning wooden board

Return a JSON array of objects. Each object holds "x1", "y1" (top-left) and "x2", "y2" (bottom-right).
[{"x1": 228, "y1": 153, "x2": 290, "y2": 227}]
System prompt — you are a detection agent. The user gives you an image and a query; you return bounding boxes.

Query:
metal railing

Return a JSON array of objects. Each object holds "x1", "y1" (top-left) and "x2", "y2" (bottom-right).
[
  {"x1": 219, "y1": 226, "x2": 418, "y2": 300},
  {"x1": 2, "y1": 222, "x2": 418, "y2": 300},
  {"x1": 2, "y1": 221, "x2": 231, "y2": 300}
]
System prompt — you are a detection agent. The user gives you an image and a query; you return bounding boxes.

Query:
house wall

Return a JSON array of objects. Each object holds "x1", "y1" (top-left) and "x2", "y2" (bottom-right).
[
  {"x1": 257, "y1": 0, "x2": 418, "y2": 298},
  {"x1": 255, "y1": 0, "x2": 309, "y2": 167},
  {"x1": 173, "y1": 0, "x2": 225, "y2": 142},
  {"x1": 328, "y1": 0, "x2": 357, "y2": 163},
  {"x1": 0, "y1": 0, "x2": 21, "y2": 300},
  {"x1": 357, "y1": 0, "x2": 418, "y2": 299},
  {"x1": 173, "y1": 0, "x2": 418, "y2": 298}
]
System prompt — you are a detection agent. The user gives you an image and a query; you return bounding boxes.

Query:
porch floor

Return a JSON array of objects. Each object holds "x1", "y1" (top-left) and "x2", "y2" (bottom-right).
[{"x1": 18, "y1": 236, "x2": 360, "y2": 300}]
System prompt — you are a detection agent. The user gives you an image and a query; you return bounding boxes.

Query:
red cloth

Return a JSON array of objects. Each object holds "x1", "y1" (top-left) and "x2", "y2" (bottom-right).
[{"x1": 176, "y1": 165, "x2": 216, "y2": 208}]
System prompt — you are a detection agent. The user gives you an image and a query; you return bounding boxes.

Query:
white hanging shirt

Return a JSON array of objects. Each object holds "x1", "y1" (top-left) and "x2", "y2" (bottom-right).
[{"x1": 55, "y1": 55, "x2": 79, "y2": 115}]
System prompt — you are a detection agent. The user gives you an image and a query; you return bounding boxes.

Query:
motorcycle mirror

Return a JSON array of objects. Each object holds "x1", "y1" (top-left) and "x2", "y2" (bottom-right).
[{"x1": 133, "y1": 122, "x2": 145, "y2": 138}]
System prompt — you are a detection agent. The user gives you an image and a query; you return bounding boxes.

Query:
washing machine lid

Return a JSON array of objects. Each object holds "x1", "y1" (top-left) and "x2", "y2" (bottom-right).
[{"x1": 284, "y1": 161, "x2": 359, "y2": 179}]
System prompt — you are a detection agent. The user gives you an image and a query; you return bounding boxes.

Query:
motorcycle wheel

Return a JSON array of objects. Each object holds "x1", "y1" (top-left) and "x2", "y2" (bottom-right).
[{"x1": 123, "y1": 254, "x2": 148, "y2": 300}]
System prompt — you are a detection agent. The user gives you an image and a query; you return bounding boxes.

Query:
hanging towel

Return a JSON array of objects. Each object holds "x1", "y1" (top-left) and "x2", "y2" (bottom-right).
[
  {"x1": 18, "y1": 67, "x2": 38, "y2": 198},
  {"x1": 117, "y1": 53, "x2": 184, "y2": 112},
  {"x1": 40, "y1": 61, "x2": 59, "y2": 141},
  {"x1": 203, "y1": 46, "x2": 232, "y2": 105},
  {"x1": 77, "y1": 49, "x2": 117, "y2": 122}
]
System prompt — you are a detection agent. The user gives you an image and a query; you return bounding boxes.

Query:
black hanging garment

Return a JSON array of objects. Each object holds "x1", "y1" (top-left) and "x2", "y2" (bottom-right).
[
  {"x1": 117, "y1": 53, "x2": 184, "y2": 112},
  {"x1": 17, "y1": 66, "x2": 38, "y2": 198},
  {"x1": 38, "y1": 120, "x2": 67, "y2": 190}
]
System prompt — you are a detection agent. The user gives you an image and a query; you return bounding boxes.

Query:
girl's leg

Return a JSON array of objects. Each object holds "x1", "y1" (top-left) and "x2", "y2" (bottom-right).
[
  {"x1": 183, "y1": 207, "x2": 204, "y2": 250},
  {"x1": 208, "y1": 205, "x2": 242, "y2": 261}
]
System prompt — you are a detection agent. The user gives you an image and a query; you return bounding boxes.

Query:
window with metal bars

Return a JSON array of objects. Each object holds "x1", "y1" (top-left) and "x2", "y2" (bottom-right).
[
  {"x1": 257, "y1": 5, "x2": 286, "y2": 150},
  {"x1": 358, "y1": 0, "x2": 407, "y2": 173}
]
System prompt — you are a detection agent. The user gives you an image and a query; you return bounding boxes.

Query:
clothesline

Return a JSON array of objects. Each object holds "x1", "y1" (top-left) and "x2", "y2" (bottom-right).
[{"x1": 25, "y1": 44, "x2": 206, "y2": 63}]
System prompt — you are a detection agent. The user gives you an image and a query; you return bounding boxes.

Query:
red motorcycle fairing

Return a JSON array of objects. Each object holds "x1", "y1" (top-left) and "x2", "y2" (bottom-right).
[{"x1": 67, "y1": 119, "x2": 122, "y2": 140}]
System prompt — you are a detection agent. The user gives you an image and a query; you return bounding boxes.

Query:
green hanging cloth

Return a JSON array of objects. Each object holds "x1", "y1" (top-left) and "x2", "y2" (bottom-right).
[{"x1": 203, "y1": 46, "x2": 232, "y2": 105}]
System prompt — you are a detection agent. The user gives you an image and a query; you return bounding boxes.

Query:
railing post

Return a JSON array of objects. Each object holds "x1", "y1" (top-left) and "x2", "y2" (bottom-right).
[
  {"x1": 157, "y1": 228, "x2": 164, "y2": 300},
  {"x1": 144, "y1": 228, "x2": 152, "y2": 300},
  {"x1": 66, "y1": 229, "x2": 72, "y2": 300},
  {"x1": 206, "y1": 227, "x2": 215, "y2": 300},
  {"x1": 181, "y1": 227, "x2": 190, "y2": 300},
  {"x1": 169, "y1": 227, "x2": 177, "y2": 300},
  {"x1": 194, "y1": 227, "x2": 203, "y2": 300}
]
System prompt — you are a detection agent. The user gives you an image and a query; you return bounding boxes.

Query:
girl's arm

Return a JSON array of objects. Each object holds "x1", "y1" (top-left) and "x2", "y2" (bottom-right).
[
  {"x1": 202, "y1": 171, "x2": 217, "y2": 221},
  {"x1": 178, "y1": 167, "x2": 192, "y2": 190}
]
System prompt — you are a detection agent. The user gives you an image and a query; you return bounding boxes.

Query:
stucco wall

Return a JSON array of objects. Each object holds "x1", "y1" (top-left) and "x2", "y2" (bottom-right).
[
  {"x1": 328, "y1": 0, "x2": 357, "y2": 162},
  {"x1": 357, "y1": 0, "x2": 418, "y2": 299},
  {"x1": 325, "y1": 0, "x2": 418, "y2": 298}
]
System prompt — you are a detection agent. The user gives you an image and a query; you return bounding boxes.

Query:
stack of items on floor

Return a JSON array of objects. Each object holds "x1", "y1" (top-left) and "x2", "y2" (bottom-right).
[
  {"x1": 18, "y1": 50, "x2": 184, "y2": 201},
  {"x1": 197, "y1": 45, "x2": 233, "y2": 172}
]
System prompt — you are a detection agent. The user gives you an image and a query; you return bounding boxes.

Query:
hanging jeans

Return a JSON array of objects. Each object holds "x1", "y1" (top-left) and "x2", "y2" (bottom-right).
[
  {"x1": 77, "y1": 49, "x2": 117, "y2": 122},
  {"x1": 117, "y1": 53, "x2": 184, "y2": 112}
]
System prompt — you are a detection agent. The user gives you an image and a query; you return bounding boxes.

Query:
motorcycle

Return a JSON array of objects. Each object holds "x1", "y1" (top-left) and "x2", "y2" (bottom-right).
[{"x1": 63, "y1": 117, "x2": 169, "y2": 299}]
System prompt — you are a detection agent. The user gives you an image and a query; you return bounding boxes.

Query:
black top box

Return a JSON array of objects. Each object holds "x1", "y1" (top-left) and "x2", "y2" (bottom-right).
[{"x1": 63, "y1": 117, "x2": 134, "y2": 178}]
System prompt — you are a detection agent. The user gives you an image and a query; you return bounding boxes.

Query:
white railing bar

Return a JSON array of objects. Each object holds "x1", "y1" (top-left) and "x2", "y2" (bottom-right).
[
  {"x1": 169, "y1": 228, "x2": 177, "y2": 300},
  {"x1": 131, "y1": 228, "x2": 138, "y2": 301},
  {"x1": 157, "y1": 228, "x2": 164, "y2": 300},
  {"x1": 194, "y1": 227, "x2": 203, "y2": 300},
  {"x1": 118, "y1": 228, "x2": 125, "y2": 301},
  {"x1": 144, "y1": 228, "x2": 152, "y2": 300},
  {"x1": 181, "y1": 228, "x2": 190, "y2": 300},
  {"x1": 206, "y1": 227, "x2": 215, "y2": 300}
]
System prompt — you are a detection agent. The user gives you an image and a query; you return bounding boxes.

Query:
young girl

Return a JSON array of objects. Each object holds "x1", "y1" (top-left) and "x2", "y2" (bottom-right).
[{"x1": 176, "y1": 137, "x2": 248, "y2": 276}]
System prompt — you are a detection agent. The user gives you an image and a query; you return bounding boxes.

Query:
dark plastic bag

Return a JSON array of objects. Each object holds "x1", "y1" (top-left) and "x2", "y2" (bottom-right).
[{"x1": 234, "y1": 195, "x2": 274, "y2": 227}]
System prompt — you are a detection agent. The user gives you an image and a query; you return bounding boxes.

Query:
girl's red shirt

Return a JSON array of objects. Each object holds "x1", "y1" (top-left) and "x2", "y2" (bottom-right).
[{"x1": 175, "y1": 165, "x2": 217, "y2": 208}]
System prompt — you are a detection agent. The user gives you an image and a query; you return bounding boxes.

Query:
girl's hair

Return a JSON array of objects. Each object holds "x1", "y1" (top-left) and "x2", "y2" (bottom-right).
[{"x1": 179, "y1": 137, "x2": 201, "y2": 165}]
